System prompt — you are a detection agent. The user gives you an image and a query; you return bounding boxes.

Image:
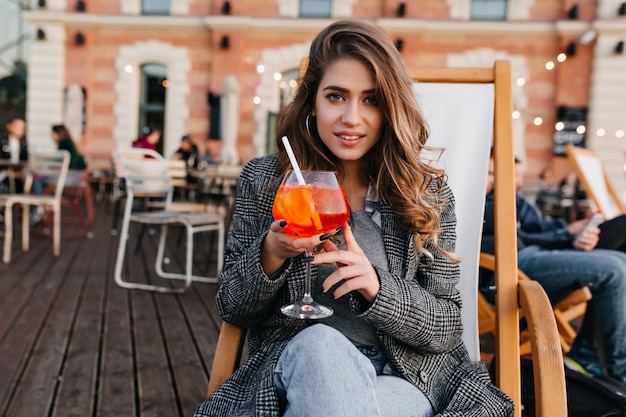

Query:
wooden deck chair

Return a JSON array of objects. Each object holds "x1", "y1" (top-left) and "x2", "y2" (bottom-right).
[
  {"x1": 206, "y1": 61, "x2": 567, "y2": 417},
  {"x1": 478, "y1": 253, "x2": 592, "y2": 356},
  {"x1": 565, "y1": 143, "x2": 626, "y2": 220}
]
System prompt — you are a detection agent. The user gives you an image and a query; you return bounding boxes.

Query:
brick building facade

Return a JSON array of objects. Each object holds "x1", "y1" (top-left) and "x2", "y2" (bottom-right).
[{"x1": 18, "y1": 0, "x2": 626, "y2": 194}]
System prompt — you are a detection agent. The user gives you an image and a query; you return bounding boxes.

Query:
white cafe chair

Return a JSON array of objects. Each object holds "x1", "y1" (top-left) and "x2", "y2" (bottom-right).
[
  {"x1": 113, "y1": 148, "x2": 225, "y2": 293},
  {"x1": 0, "y1": 149, "x2": 70, "y2": 263}
]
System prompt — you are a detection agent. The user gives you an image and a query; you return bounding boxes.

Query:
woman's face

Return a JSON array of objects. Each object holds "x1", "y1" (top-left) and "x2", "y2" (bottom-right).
[
  {"x1": 147, "y1": 131, "x2": 161, "y2": 145},
  {"x1": 312, "y1": 58, "x2": 383, "y2": 164},
  {"x1": 8, "y1": 119, "x2": 25, "y2": 138},
  {"x1": 51, "y1": 131, "x2": 60, "y2": 143}
]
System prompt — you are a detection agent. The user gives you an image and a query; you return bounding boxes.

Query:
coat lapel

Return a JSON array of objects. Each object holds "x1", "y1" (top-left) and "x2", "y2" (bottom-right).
[{"x1": 379, "y1": 197, "x2": 415, "y2": 281}]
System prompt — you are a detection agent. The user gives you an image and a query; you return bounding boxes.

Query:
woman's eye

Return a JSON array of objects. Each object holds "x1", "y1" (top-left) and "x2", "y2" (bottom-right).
[
  {"x1": 364, "y1": 96, "x2": 378, "y2": 106},
  {"x1": 327, "y1": 93, "x2": 343, "y2": 102}
]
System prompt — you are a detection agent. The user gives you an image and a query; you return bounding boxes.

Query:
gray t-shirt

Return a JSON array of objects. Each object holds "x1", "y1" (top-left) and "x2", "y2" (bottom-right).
[{"x1": 313, "y1": 209, "x2": 389, "y2": 348}]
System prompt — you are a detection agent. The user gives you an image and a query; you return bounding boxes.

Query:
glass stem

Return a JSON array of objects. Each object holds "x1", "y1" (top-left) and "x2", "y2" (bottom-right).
[{"x1": 302, "y1": 249, "x2": 313, "y2": 303}]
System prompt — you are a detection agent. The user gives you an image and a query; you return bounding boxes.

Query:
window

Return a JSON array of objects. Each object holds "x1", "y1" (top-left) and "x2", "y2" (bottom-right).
[
  {"x1": 300, "y1": 0, "x2": 332, "y2": 18},
  {"x1": 139, "y1": 63, "x2": 167, "y2": 152},
  {"x1": 470, "y1": 0, "x2": 507, "y2": 20},
  {"x1": 266, "y1": 68, "x2": 300, "y2": 153},
  {"x1": 142, "y1": 0, "x2": 170, "y2": 15},
  {"x1": 278, "y1": 69, "x2": 299, "y2": 109}
]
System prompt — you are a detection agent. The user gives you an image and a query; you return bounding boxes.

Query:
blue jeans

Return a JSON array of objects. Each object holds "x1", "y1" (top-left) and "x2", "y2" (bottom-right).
[
  {"x1": 274, "y1": 324, "x2": 433, "y2": 417},
  {"x1": 518, "y1": 245, "x2": 626, "y2": 381}
]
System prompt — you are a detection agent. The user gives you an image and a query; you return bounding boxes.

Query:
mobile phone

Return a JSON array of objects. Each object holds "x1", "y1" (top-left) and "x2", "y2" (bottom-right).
[{"x1": 575, "y1": 211, "x2": 604, "y2": 243}]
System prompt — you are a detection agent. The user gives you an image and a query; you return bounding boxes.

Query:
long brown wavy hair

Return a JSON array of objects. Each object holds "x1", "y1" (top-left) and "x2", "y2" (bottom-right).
[{"x1": 275, "y1": 19, "x2": 455, "y2": 261}]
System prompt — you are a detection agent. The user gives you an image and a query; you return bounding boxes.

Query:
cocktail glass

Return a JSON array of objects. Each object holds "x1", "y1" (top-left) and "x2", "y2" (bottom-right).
[{"x1": 272, "y1": 170, "x2": 350, "y2": 319}]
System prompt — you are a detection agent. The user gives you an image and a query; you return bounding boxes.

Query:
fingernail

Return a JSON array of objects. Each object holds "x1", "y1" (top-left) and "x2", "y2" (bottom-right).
[
  {"x1": 319, "y1": 233, "x2": 332, "y2": 241},
  {"x1": 279, "y1": 220, "x2": 288, "y2": 227},
  {"x1": 302, "y1": 255, "x2": 315, "y2": 262}
]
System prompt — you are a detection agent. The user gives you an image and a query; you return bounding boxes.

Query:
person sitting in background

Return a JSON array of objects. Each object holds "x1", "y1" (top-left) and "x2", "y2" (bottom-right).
[
  {"x1": 31, "y1": 124, "x2": 88, "y2": 224},
  {"x1": 516, "y1": 157, "x2": 626, "y2": 253},
  {"x1": 198, "y1": 138, "x2": 221, "y2": 168},
  {"x1": 132, "y1": 125, "x2": 161, "y2": 154},
  {"x1": 0, "y1": 116, "x2": 28, "y2": 163},
  {"x1": 51, "y1": 124, "x2": 86, "y2": 170},
  {"x1": 173, "y1": 134, "x2": 199, "y2": 168},
  {"x1": 482, "y1": 153, "x2": 626, "y2": 388},
  {"x1": 0, "y1": 116, "x2": 29, "y2": 192}
]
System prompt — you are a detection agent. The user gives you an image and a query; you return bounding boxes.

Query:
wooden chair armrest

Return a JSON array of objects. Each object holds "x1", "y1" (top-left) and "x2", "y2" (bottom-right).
[
  {"x1": 518, "y1": 279, "x2": 567, "y2": 417},
  {"x1": 207, "y1": 321, "x2": 245, "y2": 397}
]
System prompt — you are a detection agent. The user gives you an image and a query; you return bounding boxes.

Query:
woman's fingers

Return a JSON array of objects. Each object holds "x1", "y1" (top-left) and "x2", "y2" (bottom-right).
[
  {"x1": 340, "y1": 220, "x2": 364, "y2": 254},
  {"x1": 314, "y1": 248, "x2": 380, "y2": 303}
]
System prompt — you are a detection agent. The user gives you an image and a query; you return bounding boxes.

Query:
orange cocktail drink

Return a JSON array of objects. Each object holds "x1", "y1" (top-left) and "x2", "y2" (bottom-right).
[
  {"x1": 272, "y1": 169, "x2": 348, "y2": 319},
  {"x1": 272, "y1": 183, "x2": 349, "y2": 237}
]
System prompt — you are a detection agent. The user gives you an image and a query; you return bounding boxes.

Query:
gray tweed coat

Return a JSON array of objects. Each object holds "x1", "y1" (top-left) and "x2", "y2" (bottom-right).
[{"x1": 194, "y1": 154, "x2": 514, "y2": 417}]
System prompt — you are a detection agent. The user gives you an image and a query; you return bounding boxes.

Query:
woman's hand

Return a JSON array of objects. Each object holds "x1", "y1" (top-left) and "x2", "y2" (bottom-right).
[
  {"x1": 312, "y1": 220, "x2": 380, "y2": 303},
  {"x1": 260, "y1": 220, "x2": 332, "y2": 276}
]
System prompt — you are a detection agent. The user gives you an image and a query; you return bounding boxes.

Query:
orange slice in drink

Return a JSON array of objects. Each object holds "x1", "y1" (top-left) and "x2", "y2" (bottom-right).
[{"x1": 275, "y1": 185, "x2": 323, "y2": 234}]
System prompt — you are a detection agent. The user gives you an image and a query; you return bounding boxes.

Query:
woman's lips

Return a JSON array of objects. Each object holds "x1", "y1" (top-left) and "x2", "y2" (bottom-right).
[{"x1": 336, "y1": 133, "x2": 363, "y2": 146}]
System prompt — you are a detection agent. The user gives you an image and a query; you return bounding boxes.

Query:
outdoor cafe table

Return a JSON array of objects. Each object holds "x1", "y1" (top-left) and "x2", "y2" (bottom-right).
[{"x1": 186, "y1": 164, "x2": 242, "y2": 214}]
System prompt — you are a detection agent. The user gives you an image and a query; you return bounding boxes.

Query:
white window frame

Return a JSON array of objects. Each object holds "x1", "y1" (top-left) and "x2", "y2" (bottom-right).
[
  {"x1": 276, "y1": 0, "x2": 356, "y2": 18},
  {"x1": 120, "y1": 0, "x2": 192, "y2": 15},
  {"x1": 446, "y1": 0, "x2": 533, "y2": 20}
]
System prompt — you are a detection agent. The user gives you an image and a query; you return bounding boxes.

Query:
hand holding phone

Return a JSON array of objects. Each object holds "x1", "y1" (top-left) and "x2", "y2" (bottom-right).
[{"x1": 575, "y1": 211, "x2": 603, "y2": 243}]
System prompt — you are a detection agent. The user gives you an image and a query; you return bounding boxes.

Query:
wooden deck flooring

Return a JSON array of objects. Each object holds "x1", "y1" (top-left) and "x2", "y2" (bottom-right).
[{"x1": 0, "y1": 200, "x2": 223, "y2": 417}]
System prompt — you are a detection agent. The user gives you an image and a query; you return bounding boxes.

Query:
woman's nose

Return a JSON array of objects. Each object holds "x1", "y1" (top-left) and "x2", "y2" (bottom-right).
[{"x1": 341, "y1": 102, "x2": 361, "y2": 126}]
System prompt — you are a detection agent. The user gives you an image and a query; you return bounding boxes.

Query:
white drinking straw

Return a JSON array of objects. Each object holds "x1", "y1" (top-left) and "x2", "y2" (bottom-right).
[{"x1": 281, "y1": 136, "x2": 306, "y2": 185}]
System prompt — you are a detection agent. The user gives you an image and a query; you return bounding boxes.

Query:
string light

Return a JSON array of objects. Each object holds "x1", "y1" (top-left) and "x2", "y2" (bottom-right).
[{"x1": 531, "y1": 47, "x2": 626, "y2": 140}]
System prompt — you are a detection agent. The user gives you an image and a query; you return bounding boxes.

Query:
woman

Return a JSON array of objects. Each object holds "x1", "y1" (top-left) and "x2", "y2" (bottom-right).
[
  {"x1": 132, "y1": 124, "x2": 161, "y2": 154},
  {"x1": 51, "y1": 124, "x2": 86, "y2": 170},
  {"x1": 195, "y1": 20, "x2": 513, "y2": 417}
]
